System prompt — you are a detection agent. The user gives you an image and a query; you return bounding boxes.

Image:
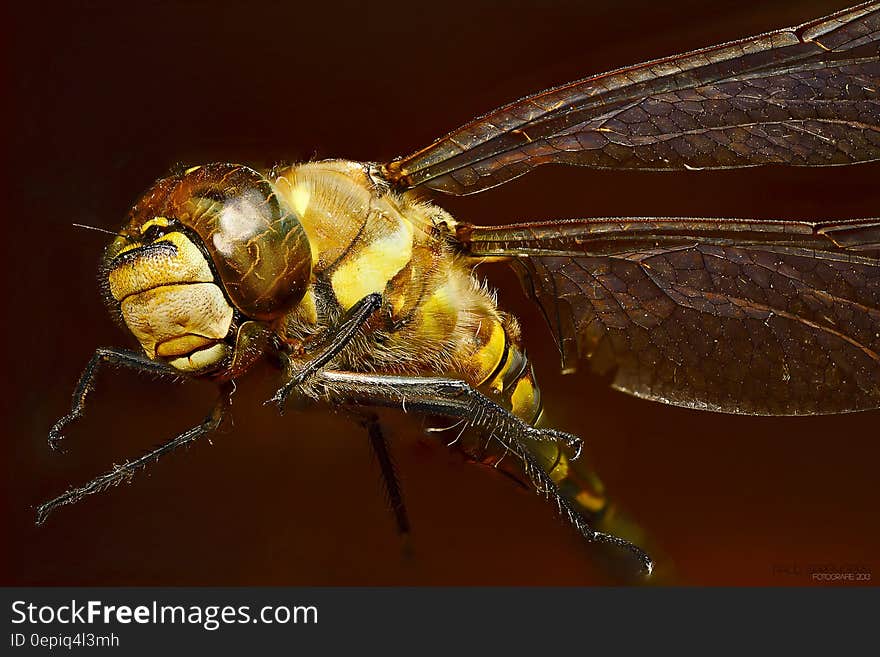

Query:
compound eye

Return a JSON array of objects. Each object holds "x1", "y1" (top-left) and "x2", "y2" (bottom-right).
[{"x1": 162, "y1": 164, "x2": 313, "y2": 319}]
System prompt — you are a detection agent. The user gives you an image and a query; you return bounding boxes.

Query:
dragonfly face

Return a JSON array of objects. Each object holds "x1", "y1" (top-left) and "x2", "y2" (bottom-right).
[
  {"x1": 38, "y1": 1, "x2": 880, "y2": 577},
  {"x1": 106, "y1": 217, "x2": 235, "y2": 373}
]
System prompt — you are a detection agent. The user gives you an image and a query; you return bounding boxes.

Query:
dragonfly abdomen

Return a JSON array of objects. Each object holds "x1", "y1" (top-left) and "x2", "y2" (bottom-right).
[
  {"x1": 471, "y1": 316, "x2": 542, "y2": 425},
  {"x1": 462, "y1": 313, "x2": 611, "y2": 520}
]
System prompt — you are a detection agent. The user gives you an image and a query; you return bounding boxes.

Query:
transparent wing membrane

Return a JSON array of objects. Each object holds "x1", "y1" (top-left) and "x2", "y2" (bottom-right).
[
  {"x1": 382, "y1": 2, "x2": 880, "y2": 195},
  {"x1": 459, "y1": 217, "x2": 880, "y2": 415}
]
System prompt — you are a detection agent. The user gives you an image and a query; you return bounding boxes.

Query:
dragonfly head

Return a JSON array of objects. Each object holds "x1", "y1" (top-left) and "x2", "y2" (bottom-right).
[{"x1": 101, "y1": 163, "x2": 313, "y2": 374}]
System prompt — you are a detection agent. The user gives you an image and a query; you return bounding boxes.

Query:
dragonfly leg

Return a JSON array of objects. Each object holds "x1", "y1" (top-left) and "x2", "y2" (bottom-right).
[
  {"x1": 36, "y1": 382, "x2": 234, "y2": 525},
  {"x1": 268, "y1": 293, "x2": 383, "y2": 412},
  {"x1": 49, "y1": 348, "x2": 177, "y2": 452},
  {"x1": 341, "y1": 407, "x2": 411, "y2": 536},
  {"x1": 312, "y1": 370, "x2": 652, "y2": 576}
]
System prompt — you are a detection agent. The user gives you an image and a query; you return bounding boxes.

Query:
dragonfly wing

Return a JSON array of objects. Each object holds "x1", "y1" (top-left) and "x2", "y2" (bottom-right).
[
  {"x1": 459, "y1": 217, "x2": 880, "y2": 414},
  {"x1": 382, "y1": 2, "x2": 880, "y2": 195}
]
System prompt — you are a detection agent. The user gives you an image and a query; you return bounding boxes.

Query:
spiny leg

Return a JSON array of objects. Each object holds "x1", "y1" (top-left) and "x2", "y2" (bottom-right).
[
  {"x1": 269, "y1": 293, "x2": 382, "y2": 411},
  {"x1": 49, "y1": 348, "x2": 177, "y2": 451},
  {"x1": 266, "y1": 293, "x2": 412, "y2": 532},
  {"x1": 312, "y1": 370, "x2": 652, "y2": 576},
  {"x1": 36, "y1": 382, "x2": 234, "y2": 525},
  {"x1": 317, "y1": 371, "x2": 583, "y2": 460},
  {"x1": 343, "y1": 408, "x2": 411, "y2": 536}
]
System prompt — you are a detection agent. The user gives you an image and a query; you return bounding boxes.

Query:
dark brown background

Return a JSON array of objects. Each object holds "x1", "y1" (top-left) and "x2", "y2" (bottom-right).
[{"x1": 3, "y1": 0, "x2": 878, "y2": 585}]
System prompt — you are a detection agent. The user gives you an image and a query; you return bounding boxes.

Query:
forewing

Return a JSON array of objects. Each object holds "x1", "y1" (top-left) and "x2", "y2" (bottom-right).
[
  {"x1": 459, "y1": 218, "x2": 880, "y2": 414},
  {"x1": 382, "y1": 2, "x2": 880, "y2": 195}
]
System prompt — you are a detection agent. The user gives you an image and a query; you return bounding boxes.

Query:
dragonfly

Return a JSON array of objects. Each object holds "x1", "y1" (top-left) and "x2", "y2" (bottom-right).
[{"x1": 38, "y1": 1, "x2": 879, "y2": 576}]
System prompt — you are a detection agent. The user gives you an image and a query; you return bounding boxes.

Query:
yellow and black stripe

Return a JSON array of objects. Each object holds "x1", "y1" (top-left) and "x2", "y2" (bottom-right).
[{"x1": 468, "y1": 318, "x2": 610, "y2": 521}]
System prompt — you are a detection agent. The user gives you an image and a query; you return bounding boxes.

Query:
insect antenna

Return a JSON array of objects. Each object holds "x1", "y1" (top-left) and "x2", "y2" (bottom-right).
[{"x1": 71, "y1": 222, "x2": 129, "y2": 240}]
